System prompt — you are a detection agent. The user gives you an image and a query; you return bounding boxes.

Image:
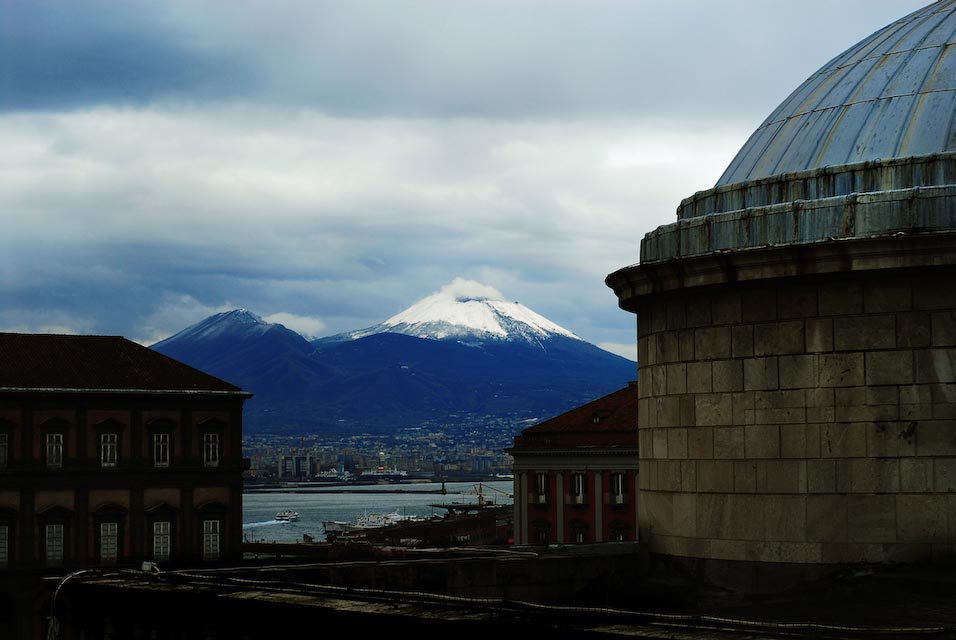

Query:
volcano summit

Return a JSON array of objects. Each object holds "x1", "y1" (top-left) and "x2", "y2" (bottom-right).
[{"x1": 152, "y1": 280, "x2": 635, "y2": 435}]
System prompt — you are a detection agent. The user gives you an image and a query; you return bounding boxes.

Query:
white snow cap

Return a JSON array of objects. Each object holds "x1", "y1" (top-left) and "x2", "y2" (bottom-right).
[{"x1": 376, "y1": 278, "x2": 581, "y2": 342}]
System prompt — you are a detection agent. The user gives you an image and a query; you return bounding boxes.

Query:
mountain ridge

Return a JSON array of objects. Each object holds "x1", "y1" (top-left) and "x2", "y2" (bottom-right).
[{"x1": 150, "y1": 281, "x2": 636, "y2": 435}]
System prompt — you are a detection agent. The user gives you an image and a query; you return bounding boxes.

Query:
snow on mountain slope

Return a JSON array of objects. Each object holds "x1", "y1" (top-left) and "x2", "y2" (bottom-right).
[
  {"x1": 339, "y1": 279, "x2": 582, "y2": 346},
  {"x1": 151, "y1": 309, "x2": 274, "y2": 349}
]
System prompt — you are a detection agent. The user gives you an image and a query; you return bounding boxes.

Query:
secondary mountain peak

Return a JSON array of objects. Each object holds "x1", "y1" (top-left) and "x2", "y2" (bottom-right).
[
  {"x1": 340, "y1": 278, "x2": 582, "y2": 346},
  {"x1": 152, "y1": 308, "x2": 273, "y2": 348}
]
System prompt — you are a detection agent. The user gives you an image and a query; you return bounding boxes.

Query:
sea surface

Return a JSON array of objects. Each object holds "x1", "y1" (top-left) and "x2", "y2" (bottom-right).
[{"x1": 242, "y1": 480, "x2": 514, "y2": 543}]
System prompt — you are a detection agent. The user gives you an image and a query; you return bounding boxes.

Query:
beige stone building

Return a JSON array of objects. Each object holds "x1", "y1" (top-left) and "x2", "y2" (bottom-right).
[{"x1": 606, "y1": 0, "x2": 956, "y2": 573}]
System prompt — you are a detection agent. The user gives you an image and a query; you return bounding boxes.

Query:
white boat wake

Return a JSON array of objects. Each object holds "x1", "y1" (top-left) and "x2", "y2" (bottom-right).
[{"x1": 243, "y1": 520, "x2": 281, "y2": 529}]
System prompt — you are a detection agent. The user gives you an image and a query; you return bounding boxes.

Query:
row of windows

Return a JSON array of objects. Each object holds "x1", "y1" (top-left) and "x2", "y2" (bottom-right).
[
  {"x1": 0, "y1": 520, "x2": 222, "y2": 568},
  {"x1": 0, "y1": 432, "x2": 221, "y2": 469},
  {"x1": 532, "y1": 523, "x2": 631, "y2": 544},
  {"x1": 534, "y1": 472, "x2": 630, "y2": 502}
]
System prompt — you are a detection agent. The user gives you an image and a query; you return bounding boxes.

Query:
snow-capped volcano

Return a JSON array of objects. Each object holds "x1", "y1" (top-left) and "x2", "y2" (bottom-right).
[
  {"x1": 149, "y1": 279, "x2": 635, "y2": 435},
  {"x1": 339, "y1": 279, "x2": 582, "y2": 346}
]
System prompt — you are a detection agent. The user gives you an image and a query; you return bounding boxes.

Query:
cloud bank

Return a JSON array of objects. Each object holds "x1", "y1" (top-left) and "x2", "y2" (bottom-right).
[{"x1": 0, "y1": 0, "x2": 925, "y2": 358}]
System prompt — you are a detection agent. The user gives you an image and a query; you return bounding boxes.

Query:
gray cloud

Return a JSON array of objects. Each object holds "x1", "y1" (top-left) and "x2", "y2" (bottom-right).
[
  {"x1": 0, "y1": 1, "x2": 927, "y2": 358},
  {"x1": 1, "y1": 0, "x2": 922, "y2": 121}
]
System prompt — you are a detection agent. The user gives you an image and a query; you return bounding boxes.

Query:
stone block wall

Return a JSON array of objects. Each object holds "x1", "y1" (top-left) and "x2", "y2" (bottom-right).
[{"x1": 636, "y1": 270, "x2": 956, "y2": 564}]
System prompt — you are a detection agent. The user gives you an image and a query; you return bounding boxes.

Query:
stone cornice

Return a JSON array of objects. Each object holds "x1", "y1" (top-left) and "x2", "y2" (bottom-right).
[
  {"x1": 607, "y1": 231, "x2": 956, "y2": 312},
  {"x1": 642, "y1": 185, "x2": 956, "y2": 264}
]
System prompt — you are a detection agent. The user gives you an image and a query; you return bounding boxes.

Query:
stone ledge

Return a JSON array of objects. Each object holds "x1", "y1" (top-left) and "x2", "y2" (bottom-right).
[
  {"x1": 607, "y1": 232, "x2": 956, "y2": 311},
  {"x1": 643, "y1": 185, "x2": 956, "y2": 263}
]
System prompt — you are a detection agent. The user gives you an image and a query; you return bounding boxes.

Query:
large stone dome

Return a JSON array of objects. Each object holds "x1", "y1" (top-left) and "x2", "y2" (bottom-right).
[
  {"x1": 719, "y1": 0, "x2": 956, "y2": 186},
  {"x1": 626, "y1": 0, "x2": 956, "y2": 269},
  {"x1": 606, "y1": 0, "x2": 956, "y2": 580}
]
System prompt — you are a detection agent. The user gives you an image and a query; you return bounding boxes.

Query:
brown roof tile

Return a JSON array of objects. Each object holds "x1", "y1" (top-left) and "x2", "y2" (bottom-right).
[
  {"x1": 510, "y1": 381, "x2": 638, "y2": 450},
  {"x1": 0, "y1": 333, "x2": 246, "y2": 394}
]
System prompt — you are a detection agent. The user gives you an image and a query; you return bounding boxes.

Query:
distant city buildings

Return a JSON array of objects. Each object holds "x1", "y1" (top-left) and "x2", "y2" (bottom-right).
[{"x1": 244, "y1": 422, "x2": 516, "y2": 482}]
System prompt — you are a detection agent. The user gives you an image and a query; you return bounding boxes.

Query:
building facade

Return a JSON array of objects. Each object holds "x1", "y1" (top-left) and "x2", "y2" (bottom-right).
[
  {"x1": 508, "y1": 383, "x2": 639, "y2": 545},
  {"x1": 606, "y1": 0, "x2": 956, "y2": 572},
  {"x1": 0, "y1": 333, "x2": 251, "y2": 638}
]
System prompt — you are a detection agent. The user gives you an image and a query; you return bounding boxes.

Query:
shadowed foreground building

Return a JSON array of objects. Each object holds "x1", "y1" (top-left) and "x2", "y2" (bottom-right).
[
  {"x1": 606, "y1": 0, "x2": 956, "y2": 582},
  {"x1": 508, "y1": 382, "x2": 639, "y2": 545},
  {"x1": 0, "y1": 333, "x2": 251, "y2": 639}
]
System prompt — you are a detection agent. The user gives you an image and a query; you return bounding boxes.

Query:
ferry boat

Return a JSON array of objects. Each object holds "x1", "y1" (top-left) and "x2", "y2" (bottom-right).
[
  {"x1": 322, "y1": 509, "x2": 429, "y2": 536},
  {"x1": 275, "y1": 510, "x2": 299, "y2": 521}
]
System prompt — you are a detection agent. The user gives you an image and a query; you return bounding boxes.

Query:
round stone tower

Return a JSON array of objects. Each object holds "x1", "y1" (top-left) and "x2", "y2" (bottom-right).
[{"x1": 606, "y1": 0, "x2": 956, "y2": 571}]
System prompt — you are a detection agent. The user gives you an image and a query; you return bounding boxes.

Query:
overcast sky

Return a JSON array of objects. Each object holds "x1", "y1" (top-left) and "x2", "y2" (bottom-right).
[{"x1": 0, "y1": 0, "x2": 926, "y2": 359}]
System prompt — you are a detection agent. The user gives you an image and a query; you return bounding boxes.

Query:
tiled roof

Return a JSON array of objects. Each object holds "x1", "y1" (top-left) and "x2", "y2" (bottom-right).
[
  {"x1": 510, "y1": 382, "x2": 638, "y2": 450},
  {"x1": 0, "y1": 333, "x2": 246, "y2": 394}
]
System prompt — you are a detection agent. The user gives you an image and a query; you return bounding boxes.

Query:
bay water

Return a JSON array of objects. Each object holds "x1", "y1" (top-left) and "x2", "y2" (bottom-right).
[{"x1": 242, "y1": 480, "x2": 513, "y2": 543}]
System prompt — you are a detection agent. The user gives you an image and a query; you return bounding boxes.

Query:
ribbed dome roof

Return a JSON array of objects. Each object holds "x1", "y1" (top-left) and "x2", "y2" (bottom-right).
[{"x1": 717, "y1": 0, "x2": 956, "y2": 186}]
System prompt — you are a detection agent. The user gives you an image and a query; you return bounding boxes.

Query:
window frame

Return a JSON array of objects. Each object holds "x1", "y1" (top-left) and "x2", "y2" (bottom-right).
[
  {"x1": 570, "y1": 472, "x2": 587, "y2": 505},
  {"x1": 92, "y1": 504, "x2": 127, "y2": 565},
  {"x1": 198, "y1": 418, "x2": 225, "y2": 469},
  {"x1": 534, "y1": 472, "x2": 549, "y2": 504},
  {"x1": 203, "y1": 432, "x2": 220, "y2": 467},
  {"x1": 569, "y1": 519, "x2": 589, "y2": 543},
  {"x1": 147, "y1": 418, "x2": 177, "y2": 469},
  {"x1": 202, "y1": 519, "x2": 220, "y2": 561},
  {"x1": 45, "y1": 432, "x2": 64, "y2": 469},
  {"x1": 0, "y1": 509, "x2": 14, "y2": 568},
  {"x1": 0, "y1": 524, "x2": 8, "y2": 567},
  {"x1": 153, "y1": 432, "x2": 170, "y2": 468},
  {"x1": 609, "y1": 520, "x2": 630, "y2": 542},
  {"x1": 100, "y1": 432, "x2": 118, "y2": 468},
  {"x1": 153, "y1": 520, "x2": 171, "y2": 563},
  {"x1": 39, "y1": 418, "x2": 71, "y2": 470},
  {"x1": 531, "y1": 520, "x2": 551, "y2": 545},
  {"x1": 37, "y1": 505, "x2": 72, "y2": 568},
  {"x1": 99, "y1": 522, "x2": 118, "y2": 564},
  {"x1": 45, "y1": 523, "x2": 65, "y2": 567},
  {"x1": 610, "y1": 472, "x2": 628, "y2": 505},
  {"x1": 202, "y1": 431, "x2": 220, "y2": 467},
  {"x1": 0, "y1": 420, "x2": 12, "y2": 469},
  {"x1": 145, "y1": 503, "x2": 179, "y2": 565},
  {"x1": 94, "y1": 419, "x2": 124, "y2": 469}
]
